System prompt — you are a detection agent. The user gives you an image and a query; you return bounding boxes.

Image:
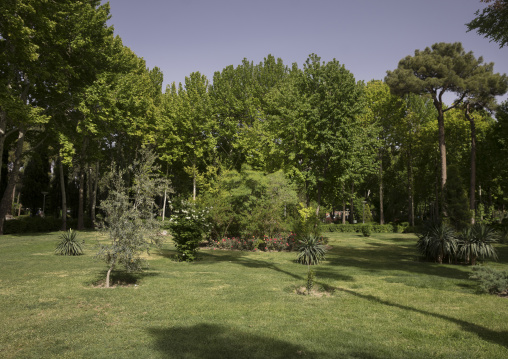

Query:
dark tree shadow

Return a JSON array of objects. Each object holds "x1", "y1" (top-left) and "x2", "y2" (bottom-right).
[
  {"x1": 148, "y1": 323, "x2": 329, "y2": 359},
  {"x1": 335, "y1": 287, "x2": 508, "y2": 349},
  {"x1": 89, "y1": 269, "x2": 160, "y2": 287}
]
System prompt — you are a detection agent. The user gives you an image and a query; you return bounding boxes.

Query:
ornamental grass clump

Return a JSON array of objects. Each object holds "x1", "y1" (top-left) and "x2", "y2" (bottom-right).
[
  {"x1": 55, "y1": 229, "x2": 83, "y2": 256},
  {"x1": 458, "y1": 224, "x2": 498, "y2": 265},
  {"x1": 416, "y1": 221, "x2": 458, "y2": 264}
]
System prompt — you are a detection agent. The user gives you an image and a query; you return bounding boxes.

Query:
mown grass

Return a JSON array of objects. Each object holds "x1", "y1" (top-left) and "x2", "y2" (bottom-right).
[{"x1": 0, "y1": 231, "x2": 507, "y2": 358}]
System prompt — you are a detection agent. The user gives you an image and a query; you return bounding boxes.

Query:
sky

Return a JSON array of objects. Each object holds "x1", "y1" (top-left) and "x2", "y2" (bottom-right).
[{"x1": 102, "y1": 0, "x2": 508, "y2": 104}]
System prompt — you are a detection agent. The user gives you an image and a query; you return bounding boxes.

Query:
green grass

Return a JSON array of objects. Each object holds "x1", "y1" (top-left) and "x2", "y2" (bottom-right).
[{"x1": 1, "y1": 231, "x2": 507, "y2": 358}]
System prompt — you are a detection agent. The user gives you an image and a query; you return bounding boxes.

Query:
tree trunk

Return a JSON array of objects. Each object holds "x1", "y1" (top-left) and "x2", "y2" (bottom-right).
[
  {"x1": 78, "y1": 167, "x2": 85, "y2": 230},
  {"x1": 407, "y1": 143, "x2": 415, "y2": 226},
  {"x1": 59, "y1": 157, "x2": 67, "y2": 231},
  {"x1": 342, "y1": 199, "x2": 346, "y2": 224},
  {"x1": 379, "y1": 150, "x2": 384, "y2": 225},
  {"x1": 0, "y1": 128, "x2": 26, "y2": 235},
  {"x1": 349, "y1": 182, "x2": 355, "y2": 224},
  {"x1": 433, "y1": 98, "x2": 447, "y2": 217},
  {"x1": 465, "y1": 104, "x2": 476, "y2": 225},
  {"x1": 315, "y1": 181, "x2": 322, "y2": 217},
  {"x1": 106, "y1": 266, "x2": 113, "y2": 288},
  {"x1": 90, "y1": 161, "x2": 99, "y2": 226}
]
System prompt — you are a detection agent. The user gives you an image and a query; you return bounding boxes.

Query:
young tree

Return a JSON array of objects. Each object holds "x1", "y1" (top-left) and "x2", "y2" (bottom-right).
[{"x1": 96, "y1": 149, "x2": 168, "y2": 288}]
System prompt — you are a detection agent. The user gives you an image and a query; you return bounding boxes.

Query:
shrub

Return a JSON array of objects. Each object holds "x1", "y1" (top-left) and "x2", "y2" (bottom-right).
[
  {"x1": 361, "y1": 225, "x2": 371, "y2": 237},
  {"x1": 458, "y1": 224, "x2": 498, "y2": 265},
  {"x1": 470, "y1": 266, "x2": 508, "y2": 294},
  {"x1": 169, "y1": 201, "x2": 210, "y2": 261},
  {"x1": 416, "y1": 221, "x2": 458, "y2": 263},
  {"x1": 55, "y1": 229, "x2": 83, "y2": 256}
]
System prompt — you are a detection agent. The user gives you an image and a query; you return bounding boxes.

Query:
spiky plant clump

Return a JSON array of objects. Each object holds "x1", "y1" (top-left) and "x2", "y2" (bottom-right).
[
  {"x1": 459, "y1": 224, "x2": 498, "y2": 265},
  {"x1": 416, "y1": 221, "x2": 458, "y2": 264},
  {"x1": 55, "y1": 229, "x2": 83, "y2": 256},
  {"x1": 296, "y1": 235, "x2": 327, "y2": 266}
]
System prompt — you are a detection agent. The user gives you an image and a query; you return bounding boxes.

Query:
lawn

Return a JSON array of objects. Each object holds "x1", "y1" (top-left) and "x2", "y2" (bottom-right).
[{"x1": 0, "y1": 230, "x2": 507, "y2": 358}]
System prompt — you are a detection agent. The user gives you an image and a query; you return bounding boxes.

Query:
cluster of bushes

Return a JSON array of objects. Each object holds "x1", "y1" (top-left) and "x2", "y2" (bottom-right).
[
  {"x1": 209, "y1": 233, "x2": 297, "y2": 252},
  {"x1": 322, "y1": 222, "x2": 416, "y2": 234},
  {"x1": 416, "y1": 222, "x2": 499, "y2": 265},
  {"x1": 4, "y1": 216, "x2": 93, "y2": 234}
]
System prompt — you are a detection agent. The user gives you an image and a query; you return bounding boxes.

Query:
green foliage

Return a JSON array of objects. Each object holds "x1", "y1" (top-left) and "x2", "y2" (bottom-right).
[
  {"x1": 201, "y1": 167, "x2": 298, "y2": 240},
  {"x1": 96, "y1": 149, "x2": 167, "y2": 286},
  {"x1": 361, "y1": 225, "x2": 372, "y2": 237},
  {"x1": 470, "y1": 266, "x2": 508, "y2": 294},
  {"x1": 324, "y1": 223, "x2": 395, "y2": 233},
  {"x1": 208, "y1": 233, "x2": 297, "y2": 252},
  {"x1": 416, "y1": 222, "x2": 459, "y2": 263},
  {"x1": 296, "y1": 235, "x2": 327, "y2": 266},
  {"x1": 168, "y1": 200, "x2": 209, "y2": 261},
  {"x1": 459, "y1": 224, "x2": 498, "y2": 265},
  {"x1": 444, "y1": 165, "x2": 470, "y2": 229},
  {"x1": 55, "y1": 229, "x2": 83, "y2": 256},
  {"x1": 292, "y1": 203, "x2": 322, "y2": 240},
  {"x1": 466, "y1": 0, "x2": 508, "y2": 48}
]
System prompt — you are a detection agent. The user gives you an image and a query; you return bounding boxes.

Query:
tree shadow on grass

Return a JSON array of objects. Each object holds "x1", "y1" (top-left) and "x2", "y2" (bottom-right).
[
  {"x1": 336, "y1": 287, "x2": 508, "y2": 349},
  {"x1": 89, "y1": 269, "x2": 160, "y2": 287},
  {"x1": 326, "y1": 243, "x2": 472, "y2": 281},
  {"x1": 148, "y1": 323, "x2": 328, "y2": 359}
]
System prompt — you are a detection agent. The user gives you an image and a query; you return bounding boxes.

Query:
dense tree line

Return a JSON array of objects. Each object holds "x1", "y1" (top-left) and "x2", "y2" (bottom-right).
[{"x1": 1, "y1": 1, "x2": 508, "y2": 236}]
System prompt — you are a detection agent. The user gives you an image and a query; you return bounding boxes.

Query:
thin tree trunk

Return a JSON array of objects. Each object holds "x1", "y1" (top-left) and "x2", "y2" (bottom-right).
[
  {"x1": 407, "y1": 143, "x2": 415, "y2": 226},
  {"x1": 91, "y1": 161, "x2": 98, "y2": 226},
  {"x1": 316, "y1": 181, "x2": 322, "y2": 217},
  {"x1": 78, "y1": 167, "x2": 85, "y2": 230},
  {"x1": 433, "y1": 97, "x2": 447, "y2": 217},
  {"x1": 0, "y1": 128, "x2": 26, "y2": 235},
  {"x1": 349, "y1": 182, "x2": 355, "y2": 224},
  {"x1": 379, "y1": 150, "x2": 384, "y2": 225},
  {"x1": 106, "y1": 266, "x2": 113, "y2": 288},
  {"x1": 465, "y1": 104, "x2": 476, "y2": 224},
  {"x1": 342, "y1": 199, "x2": 346, "y2": 224},
  {"x1": 59, "y1": 157, "x2": 67, "y2": 231}
]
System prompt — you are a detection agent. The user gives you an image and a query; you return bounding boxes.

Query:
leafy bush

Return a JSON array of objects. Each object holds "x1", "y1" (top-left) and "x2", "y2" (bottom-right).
[
  {"x1": 324, "y1": 223, "x2": 394, "y2": 233},
  {"x1": 470, "y1": 266, "x2": 508, "y2": 295},
  {"x1": 361, "y1": 225, "x2": 371, "y2": 237},
  {"x1": 169, "y1": 200, "x2": 210, "y2": 261},
  {"x1": 458, "y1": 224, "x2": 498, "y2": 265},
  {"x1": 55, "y1": 229, "x2": 83, "y2": 256},
  {"x1": 416, "y1": 221, "x2": 458, "y2": 263},
  {"x1": 201, "y1": 167, "x2": 298, "y2": 240},
  {"x1": 208, "y1": 233, "x2": 297, "y2": 252}
]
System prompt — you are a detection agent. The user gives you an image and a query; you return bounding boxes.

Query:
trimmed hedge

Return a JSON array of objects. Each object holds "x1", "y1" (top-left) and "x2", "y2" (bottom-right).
[{"x1": 323, "y1": 222, "x2": 417, "y2": 234}]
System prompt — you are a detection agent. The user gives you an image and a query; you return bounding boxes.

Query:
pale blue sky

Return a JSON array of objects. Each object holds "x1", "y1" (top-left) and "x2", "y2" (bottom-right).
[{"x1": 103, "y1": 0, "x2": 508, "y2": 103}]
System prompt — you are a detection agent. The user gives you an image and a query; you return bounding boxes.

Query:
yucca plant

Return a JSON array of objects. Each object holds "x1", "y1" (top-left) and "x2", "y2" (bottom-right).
[
  {"x1": 458, "y1": 224, "x2": 498, "y2": 265},
  {"x1": 416, "y1": 221, "x2": 458, "y2": 264},
  {"x1": 55, "y1": 229, "x2": 83, "y2": 256},
  {"x1": 296, "y1": 235, "x2": 327, "y2": 294},
  {"x1": 296, "y1": 235, "x2": 327, "y2": 266}
]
